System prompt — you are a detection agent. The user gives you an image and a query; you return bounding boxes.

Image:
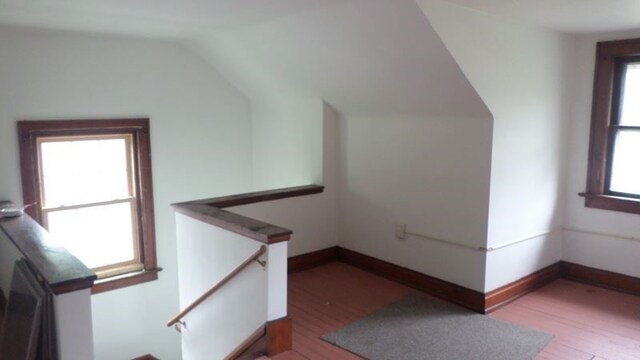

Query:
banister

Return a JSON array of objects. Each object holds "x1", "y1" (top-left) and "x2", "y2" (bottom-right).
[
  {"x1": 167, "y1": 245, "x2": 267, "y2": 330},
  {"x1": 171, "y1": 185, "x2": 324, "y2": 244},
  {"x1": 174, "y1": 184, "x2": 324, "y2": 209},
  {"x1": 0, "y1": 201, "x2": 96, "y2": 294}
]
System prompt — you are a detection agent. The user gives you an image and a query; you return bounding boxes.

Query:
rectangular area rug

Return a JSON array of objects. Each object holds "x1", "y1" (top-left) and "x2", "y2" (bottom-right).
[{"x1": 322, "y1": 295, "x2": 552, "y2": 360}]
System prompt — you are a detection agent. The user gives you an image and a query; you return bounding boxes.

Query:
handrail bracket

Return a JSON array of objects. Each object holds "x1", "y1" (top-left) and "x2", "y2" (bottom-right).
[
  {"x1": 174, "y1": 320, "x2": 186, "y2": 333},
  {"x1": 255, "y1": 258, "x2": 267, "y2": 269}
]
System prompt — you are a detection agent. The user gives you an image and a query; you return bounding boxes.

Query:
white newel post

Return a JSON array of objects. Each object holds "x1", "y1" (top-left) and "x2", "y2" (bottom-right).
[
  {"x1": 54, "y1": 289, "x2": 95, "y2": 360},
  {"x1": 267, "y1": 241, "x2": 288, "y2": 321}
]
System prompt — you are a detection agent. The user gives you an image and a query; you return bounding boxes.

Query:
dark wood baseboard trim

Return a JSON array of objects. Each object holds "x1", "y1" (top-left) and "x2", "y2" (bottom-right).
[
  {"x1": 225, "y1": 325, "x2": 267, "y2": 360},
  {"x1": 288, "y1": 247, "x2": 640, "y2": 315},
  {"x1": 226, "y1": 317, "x2": 292, "y2": 359},
  {"x1": 266, "y1": 316, "x2": 292, "y2": 356},
  {"x1": 561, "y1": 261, "x2": 640, "y2": 297},
  {"x1": 484, "y1": 262, "x2": 561, "y2": 313},
  {"x1": 288, "y1": 246, "x2": 339, "y2": 273},
  {"x1": 336, "y1": 247, "x2": 486, "y2": 313},
  {"x1": 186, "y1": 185, "x2": 324, "y2": 208}
]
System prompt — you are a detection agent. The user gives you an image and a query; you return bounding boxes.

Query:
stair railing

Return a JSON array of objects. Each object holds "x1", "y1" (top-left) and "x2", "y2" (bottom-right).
[{"x1": 167, "y1": 245, "x2": 267, "y2": 332}]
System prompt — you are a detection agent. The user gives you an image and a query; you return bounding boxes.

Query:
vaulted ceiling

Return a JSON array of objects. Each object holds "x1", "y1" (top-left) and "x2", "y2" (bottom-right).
[
  {"x1": 1, "y1": 0, "x2": 638, "y2": 118},
  {"x1": 1, "y1": 0, "x2": 639, "y2": 37},
  {"x1": 442, "y1": 0, "x2": 640, "y2": 34}
]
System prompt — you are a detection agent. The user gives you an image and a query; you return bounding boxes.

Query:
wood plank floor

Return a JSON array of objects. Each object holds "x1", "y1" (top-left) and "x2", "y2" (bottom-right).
[{"x1": 270, "y1": 262, "x2": 640, "y2": 360}]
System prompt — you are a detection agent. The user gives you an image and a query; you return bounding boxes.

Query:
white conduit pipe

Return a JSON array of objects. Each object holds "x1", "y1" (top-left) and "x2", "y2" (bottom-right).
[
  {"x1": 563, "y1": 226, "x2": 640, "y2": 243},
  {"x1": 405, "y1": 226, "x2": 640, "y2": 252},
  {"x1": 403, "y1": 228, "x2": 559, "y2": 252}
]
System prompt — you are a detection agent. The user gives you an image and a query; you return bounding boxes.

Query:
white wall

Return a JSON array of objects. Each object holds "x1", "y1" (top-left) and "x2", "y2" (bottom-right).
[
  {"x1": 251, "y1": 95, "x2": 324, "y2": 190},
  {"x1": 54, "y1": 289, "x2": 95, "y2": 360},
  {"x1": 175, "y1": 214, "x2": 267, "y2": 360},
  {"x1": 232, "y1": 102, "x2": 340, "y2": 257},
  {"x1": 563, "y1": 30, "x2": 640, "y2": 278},
  {"x1": 419, "y1": 0, "x2": 572, "y2": 291},
  {"x1": 231, "y1": 191, "x2": 337, "y2": 257},
  {"x1": 190, "y1": 17, "x2": 326, "y2": 195},
  {"x1": 186, "y1": 0, "x2": 496, "y2": 292},
  {"x1": 338, "y1": 114, "x2": 492, "y2": 291},
  {"x1": 320, "y1": 2, "x2": 496, "y2": 293},
  {"x1": 193, "y1": 9, "x2": 341, "y2": 256},
  {"x1": 0, "y1": 27, "x2": 253, "y2": 360}
]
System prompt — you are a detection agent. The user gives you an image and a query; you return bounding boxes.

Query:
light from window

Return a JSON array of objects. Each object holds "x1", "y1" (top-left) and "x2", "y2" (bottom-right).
[
  {"x1": 39, "y1": 137, "x2": 131, "y2": 206},
  {"x1": 609, "y1": 130, "x2": 640, "y2": 196},
  {"x1": 618, "y1": 63, "x2": 640, "y2": 126},
  {"x1": 38, "y1": 135, "x2": 142, "y2": 276}
]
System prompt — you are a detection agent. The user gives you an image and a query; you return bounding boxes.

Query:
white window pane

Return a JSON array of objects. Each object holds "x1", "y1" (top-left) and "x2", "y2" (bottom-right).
[
  {"x1": 46, "y1": 202, "x2": 137, "y2": 269},
  {"x1": 40, "y1": 137, "x2": 131, "y2": 207},
  {"x1": 619, "y1": 63, "x2": 640, "y2": 126},
  {"x1": 609, "y1": 130, "x2": 640, "y2": 196}
]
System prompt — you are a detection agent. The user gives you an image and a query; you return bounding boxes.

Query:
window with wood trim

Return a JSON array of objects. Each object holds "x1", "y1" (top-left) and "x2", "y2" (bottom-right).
[
  {"x1": 18, "y1": 119, "x2": 159, "y2": 293},
  {"x1": 583, "y1": 38, "x2": 640, "y2": 215}
]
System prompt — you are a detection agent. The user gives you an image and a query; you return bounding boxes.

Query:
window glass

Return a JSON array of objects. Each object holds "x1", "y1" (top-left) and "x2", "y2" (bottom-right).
[
  {"x1": 46, "y1": 202, "x2": 137, "y2": 269},
  {"x1": 39, "y1": 137, "x2": 131, "y2": 207},
  {"x1": 609, "y1": 129, "x2": 640, "y2": 196},
  {"x1": 619, "y1": 62, "x2": 640, "y2": 126}
]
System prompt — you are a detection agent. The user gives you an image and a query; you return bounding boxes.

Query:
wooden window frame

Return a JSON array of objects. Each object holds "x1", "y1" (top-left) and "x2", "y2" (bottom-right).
[
  {"x1": 18, "y1": 118, "x2": 160, "y2": 294},
  {"x1": 583, "y1": 38, "x2": 640, "y2": 215}
]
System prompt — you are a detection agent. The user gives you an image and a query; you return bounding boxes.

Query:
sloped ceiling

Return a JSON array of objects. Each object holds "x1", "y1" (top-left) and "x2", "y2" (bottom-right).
[
  {"x1": 193, "y1": 0, "x2": 490, "y2": 118},
  {"x1": 3, "y1": 0, "x2": 639, "y2": 117},
  {"x1": 442, "y1": 0, "x2": 640, "y2": 34},
  {"x1": 0, "y1": 0, "x2": 347, "y2": 37},
  {"x1": 1, "y1": 0, "x2": 639, "y2": 37}
]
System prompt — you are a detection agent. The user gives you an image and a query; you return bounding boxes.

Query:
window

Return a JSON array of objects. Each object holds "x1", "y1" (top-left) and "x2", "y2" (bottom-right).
[
  {"x1": 584, "y1": 38, "x2": 640, "y2": 215},
  {"x1": 18, "y1": 119, "x2": 159, "y2": 293}
]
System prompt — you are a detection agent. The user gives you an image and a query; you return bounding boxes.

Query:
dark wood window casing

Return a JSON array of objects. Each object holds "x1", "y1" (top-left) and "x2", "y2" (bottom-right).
[
  {"x1": 18, "y1": 118, "x2": 159, "y2": 294},
  {"x1": 583, "y1": 38, "x2": 640, "y2": 215}
]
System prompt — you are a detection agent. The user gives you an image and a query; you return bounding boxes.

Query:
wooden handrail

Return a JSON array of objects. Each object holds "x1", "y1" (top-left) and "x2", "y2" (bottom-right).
[
  {"x1": 0, "y1": 201, "x2": 96, "y2": 294},
  {"x1": 171, "y1": 185, "x2": 324, "y2": 244},
  {"x1": 167, "y1": 245, "x2": 267, "y2": 328}
]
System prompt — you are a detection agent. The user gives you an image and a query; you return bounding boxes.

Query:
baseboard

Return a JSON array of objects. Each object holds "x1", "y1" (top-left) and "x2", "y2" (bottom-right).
[
  {"x1": 561, "y1": 261, "x2": 640, "y2": 297},
  {"x1": 266, "y1": 316, "x2": 292, "y2": 356},
  {"x1": 225, "y1": 325, "x2": 267, "y2": 360},
  {"x1": 288, "y1": 246, "x2": 339, "y2": 273},
  {"x1": 484, "y1": 263, "x2": 561, "y2": 313},
  {"x1": 336, "y1": 247, "x2": 486, "y2": 313},
  {"x1": 288, "y1": 247, "x2": 640, "y2": 314}
]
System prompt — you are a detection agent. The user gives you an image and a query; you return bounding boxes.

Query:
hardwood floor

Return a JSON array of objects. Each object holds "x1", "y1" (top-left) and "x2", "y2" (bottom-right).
[
  {"x1": 492, "y1": 279, "x2": 640, "y2": 360},
  {"x1": 271, "y1": 262, "x2": 640, "y2": 360}
]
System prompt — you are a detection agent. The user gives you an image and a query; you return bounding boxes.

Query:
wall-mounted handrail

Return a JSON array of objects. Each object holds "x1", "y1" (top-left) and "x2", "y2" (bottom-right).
[{"x1": 167, "y1": 245, "x2": 267, "y2": 330}]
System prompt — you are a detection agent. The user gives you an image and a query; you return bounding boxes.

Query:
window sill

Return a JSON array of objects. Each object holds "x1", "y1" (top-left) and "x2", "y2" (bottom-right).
[
  {"x1": 92, "y1": 267, "x2": 162, "y2": 295},
  {"x1": 579, "y1": 192, "x2": 640, "y2": 215}
]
